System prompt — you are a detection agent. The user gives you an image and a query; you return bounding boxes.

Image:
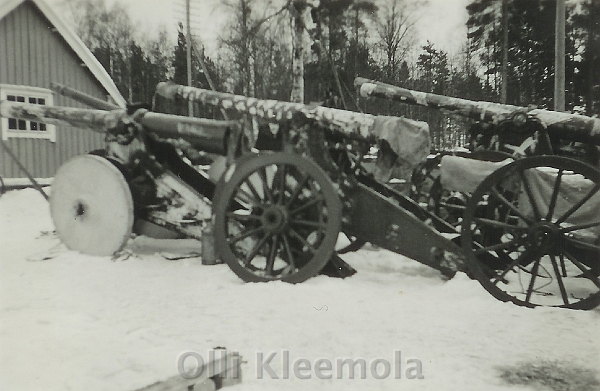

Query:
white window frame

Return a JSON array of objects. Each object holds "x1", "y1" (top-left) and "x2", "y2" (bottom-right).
[{"x1": 1, "y1": 84, "x2": 56, "y2": 142}]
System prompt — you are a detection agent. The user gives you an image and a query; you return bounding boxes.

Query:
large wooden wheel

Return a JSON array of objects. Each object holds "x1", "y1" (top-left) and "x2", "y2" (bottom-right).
[
  {"x1": 462, "y1": 156, "x2": 600, "y2": 309},
  {"x1": 214, "y1": 153, "x2": 342, "y2": 283},
  {"x1": 50, "y1": 155, "x2": 134, "y2": 256}
]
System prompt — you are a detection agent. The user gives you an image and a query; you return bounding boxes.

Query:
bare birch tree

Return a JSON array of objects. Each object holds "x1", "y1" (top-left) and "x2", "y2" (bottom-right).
[{"x1": 375, "y1": 0, "x2": 422, "y2": 82}]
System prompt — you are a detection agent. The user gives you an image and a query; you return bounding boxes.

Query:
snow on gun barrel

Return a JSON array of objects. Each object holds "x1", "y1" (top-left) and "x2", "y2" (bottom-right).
[
  {"x1": 153, "y1": 81, "x2": 432, "y2": 175},
  {"x1": 354, "y1": 77, "x2": 600, "y2": 146}
]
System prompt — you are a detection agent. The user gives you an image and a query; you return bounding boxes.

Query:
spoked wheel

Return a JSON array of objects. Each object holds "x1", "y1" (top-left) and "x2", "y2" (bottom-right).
[
  {"x1": 214, "y1": 153, "x2": 342, "y2": 283},
  {"x1": 462, "y1": 156, "x2": 600, "y2": 309},
  {"x1": 50, "y1": 154, "x2": 134, "y2": 256}
]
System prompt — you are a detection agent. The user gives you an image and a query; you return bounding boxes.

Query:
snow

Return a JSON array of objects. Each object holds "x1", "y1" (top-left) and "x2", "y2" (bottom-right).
[{"x1": 1, "y1": 188, "x2": 599, "y2": 391}]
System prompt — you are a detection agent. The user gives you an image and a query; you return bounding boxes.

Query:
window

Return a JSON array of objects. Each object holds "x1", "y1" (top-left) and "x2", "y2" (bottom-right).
[{"x1": 1, "y1": 84, "x2": 56, "y2": 142}]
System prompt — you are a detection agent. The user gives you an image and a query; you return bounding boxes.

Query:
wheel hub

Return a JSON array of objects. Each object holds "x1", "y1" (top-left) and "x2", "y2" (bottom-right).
[
  {"x1": 261, "y1": 205, "x2": 289, "y2": 233},
  {"x1": 528, "y1": 221, "x2": 561, "y2": 253}
]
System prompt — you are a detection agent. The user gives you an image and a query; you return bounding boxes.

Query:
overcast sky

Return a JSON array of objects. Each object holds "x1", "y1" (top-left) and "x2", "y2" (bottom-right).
[{"x1": 47, "y1": 0, "x2": 471, "y2": 56}]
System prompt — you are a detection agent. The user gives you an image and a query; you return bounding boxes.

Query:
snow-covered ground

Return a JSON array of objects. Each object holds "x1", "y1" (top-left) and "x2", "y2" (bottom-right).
[{"x1": 1, "y1": 188, "x2": 599, "y2": 391}]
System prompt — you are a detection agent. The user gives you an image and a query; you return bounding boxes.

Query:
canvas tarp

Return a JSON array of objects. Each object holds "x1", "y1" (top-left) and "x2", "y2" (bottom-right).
[
  {"x1": 519, "y1": 168, "x2": 600, "y2": 241},
  {"x1": 369, "y1": 116, "x2": 431, "y2": 182},
  {"x1": 440, "y1": 155, "x2": 514, "y2": 193},
  {"x1": 439, "y1": 155, "x2": 599, "y2": 241}
]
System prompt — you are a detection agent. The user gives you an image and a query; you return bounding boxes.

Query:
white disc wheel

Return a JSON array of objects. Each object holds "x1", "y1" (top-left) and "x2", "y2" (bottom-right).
[{"x1": 50, "y1": 155, "x2": 134, "y2": 256}]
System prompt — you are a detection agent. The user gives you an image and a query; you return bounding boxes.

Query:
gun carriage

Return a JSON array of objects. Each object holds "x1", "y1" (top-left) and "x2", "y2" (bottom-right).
[
  {"x1": 355, "y1": 78, "x2": 600, "y2": 308},
  {"x1": 1, "y1": 80, "x2": 598, "y2": 310}
]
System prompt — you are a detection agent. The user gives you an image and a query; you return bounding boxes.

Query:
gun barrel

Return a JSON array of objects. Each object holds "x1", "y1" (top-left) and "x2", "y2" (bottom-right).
[
  {"x1": 0, "y1": 100, "x2": 238, "y2": 155},
  {"x1": 0, "y1": 100, "x2": 122, "y2": 131},
  {"x1": 355, "y1": 77, "x2": 516, "y2": 122},
  {"x1": 355, "y1": 77, "x2": 600, "y2": 145},
  {"x1": 138, "y1": 113, "x2": 240, "y2": 155},
  {"x1": 50, "y1": 82, "x2": 120, "y2": 111},
  {"x1": 155, "y1": 82, "x2": 378, "y2": 138},
  {"x1": 154, "y1": 82, "x2": 435, "y2": 166}
]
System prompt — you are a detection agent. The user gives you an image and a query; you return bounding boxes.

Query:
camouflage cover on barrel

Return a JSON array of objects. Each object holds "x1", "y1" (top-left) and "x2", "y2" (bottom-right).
[
  {"x1": 154, "y1": 82, "x2": 431, "y2": 167},
  {"x1": 355, "y1": 77, "x2": 600, "y2": 146}
]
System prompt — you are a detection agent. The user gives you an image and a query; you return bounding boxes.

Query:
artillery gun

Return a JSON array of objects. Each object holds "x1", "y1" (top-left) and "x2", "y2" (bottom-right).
[
  {"x1": 355, "y1": 77, "x2": 600, "y2": 163},
  {"x1": 1, "y1": 82, "x2": 599, "y2": 310},
  {"x1": 355, "y1": 77, "x2": 600, "y2": 221},
  {"x1": 355, "y1": 78, "x2": 600, "y2": 303}
]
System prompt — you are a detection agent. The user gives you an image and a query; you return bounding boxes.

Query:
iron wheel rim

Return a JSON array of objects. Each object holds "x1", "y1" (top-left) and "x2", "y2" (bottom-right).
[
  {"x1": 462, "y1": 156, "x2": 600, "y2": 310},
  {"x1": 214, "y1": 153, "x2": 342, "y2": 283}
]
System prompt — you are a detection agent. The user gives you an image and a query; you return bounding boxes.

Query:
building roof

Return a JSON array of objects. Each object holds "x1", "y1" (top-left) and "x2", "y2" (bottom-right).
[{"x1": 0, "y1": 0, "x2": 126, "y2": 108}]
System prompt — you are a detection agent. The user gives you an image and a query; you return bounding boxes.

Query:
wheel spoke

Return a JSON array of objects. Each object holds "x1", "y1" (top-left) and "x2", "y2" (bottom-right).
[
  {"x1": 474, "y1": 236, "x2": 523, "y2": 255},
  {"x1": 474, "y1": 217, "x2": 529, "y2": 231},
  {"x1": 519, "y1": 170, "x2": 541, "y2": 221},
  {"x1": 285, "y1": 173, "x2": 309, "y2": 208},
  {"x1": 243, "y1": 234, "x2": 270, "y2": 265},
  {"x1": 235, "y1": 184, "x2": 258, "y2": 206},
  {"x1": 282, "y1": 235, "x2": 296, "y2": 270},
  {"x1": 563, "y1": 237, "x2": 600, "y2": 252},
  {"x1": 243, "y1": 178, "x2": 262, "y2": 203},
  {"x1": 290, "y1": 196, "x2": 324, "y2": 215},
  {"x1": 490, "y1": 186, "x2": 533, "y2": 225},
  {"x1": 559, "y1": 253, "x2": 567, "y2": 277},
  {"x1": 546, "y1": 169, "x2": 563, "y2": 220},
  {"x1": 290, "y1": 219, "x2": 328, "y2": 229},
  {"x1": 227, "y1": 212, "x2": 261, "y2": 223},
  {"x1": 258, "y1": 167, "x2": 274, "y2": 204},
  {"x1": 491, "y1": 248, "x2": 536, "y2": 285},
  {"x1": 228, "y1": 225, "x2": 265, "y2": 245},
  {"x1": 266, "y1": 234, "x2": 279, "y2": 275},
  {"x1": 560, "y1": 221, "x2": 600, "y2": 233},
  {"x1": 289, "y1": 228, "x2": 317, "y2": 254},
  {"x1": 563, "y1": 249, "x2": 600, "y2": 289},
  {"x1": 525, "y1": 257, "x2": 542, "y2": 302},
  {"x1": 276, "y1": 165, "x2": 286, "y2": 205},
  {"x1": 549, "y1": 254, "x2": 569, "y2": 306},
  {"x1": 556, "y1": 183, "x2": 600, "y2": 224}
]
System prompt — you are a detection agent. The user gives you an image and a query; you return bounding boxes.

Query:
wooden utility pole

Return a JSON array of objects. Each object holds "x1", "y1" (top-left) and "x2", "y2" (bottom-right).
[
  {"x1": 554, "y1": 0, "x2": 566, "y2": 112},
  {"x1": 500, "y1": 0, "x2": 508, "y2": 104},
  {"x1": 186, "y1": 0, "x2": 193, "y2": 116}
]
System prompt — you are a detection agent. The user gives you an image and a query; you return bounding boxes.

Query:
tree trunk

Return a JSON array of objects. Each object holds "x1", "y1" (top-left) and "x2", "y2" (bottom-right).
[{"x1": 290, "y1": 1, "x2": 306, "y2": 103}]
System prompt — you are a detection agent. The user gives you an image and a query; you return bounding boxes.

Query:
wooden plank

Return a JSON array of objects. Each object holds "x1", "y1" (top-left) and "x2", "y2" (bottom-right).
[
  {"x1": 133, "y1": 351, "x2": 242, "y2": 391},
  {"x1": 0, "y1": 141, "x2": 9, "y2": 178},
  {"x1": 41, "y1": 13, "x2": 51, "y2": 91},
  {"x1": 0, "y1": 16, "x2": 9, "y2": 82},
  {"x1": 25, "y1": 138, "x2": 35, "y2": 177},
  {"x1": 5, "y1": 9, "x2": 17, "y2": 83},
  {"x1": 7, "y1": 139, "x2": 18, "y2": 178},
  {"x1": 31, "y1": 139, "x2": 40, "y2": 177},
  {"x1": 39, "y1": 138, "x2": 48, "y2": 178},
  {"x1": 32, "y1": 6, "x2": 45, "y2": 88},
  {"x1": 22, "y1": 3, "x2": 32, "y2": 86},
  {"x1": 17, "y1": 5, "x2": 27, "y2": 85},
  {"x1": 60, "y1": 39, "x2": 75, "y2": 164},
  {"x1": 48, "y1": 133, "x2": 57, "y2": 176},
  {"x1": 57, "y1": 126, "x2": 70, "y2": 168}
]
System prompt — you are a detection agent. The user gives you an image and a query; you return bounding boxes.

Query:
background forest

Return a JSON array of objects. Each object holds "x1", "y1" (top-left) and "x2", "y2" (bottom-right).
[{"x1": 61, "y1": 0, "x2": 599, "y2": 151}]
